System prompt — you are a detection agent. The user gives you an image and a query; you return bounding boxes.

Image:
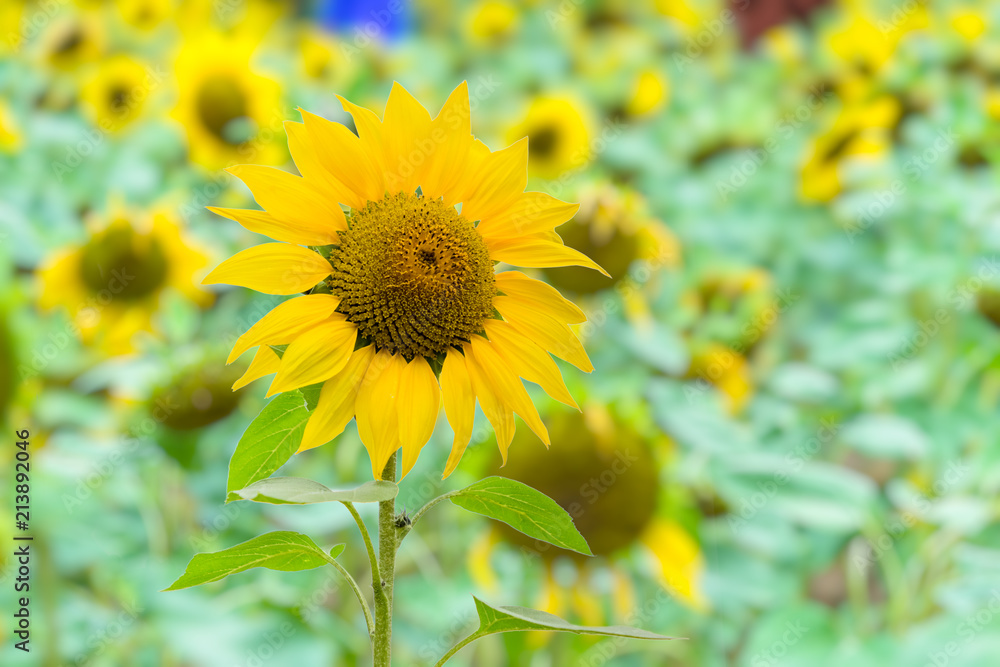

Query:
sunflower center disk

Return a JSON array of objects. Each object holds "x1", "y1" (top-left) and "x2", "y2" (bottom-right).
[{"x1": 328, "y1": 192, "x2": 496, "y2": 360}]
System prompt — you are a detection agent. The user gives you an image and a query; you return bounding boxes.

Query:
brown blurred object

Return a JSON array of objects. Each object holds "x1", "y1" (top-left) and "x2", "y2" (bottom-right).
[{"x1": 732, "y1": 0, "x2": 832, "y2": 48}]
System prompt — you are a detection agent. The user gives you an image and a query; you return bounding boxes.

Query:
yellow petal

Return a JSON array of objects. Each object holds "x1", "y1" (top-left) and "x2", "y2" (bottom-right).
[
  {"x1": 487, "y1": 236, "x2": 610, "y2": 276},
  {"x1": 336, "y1": 95, "x2": 388, "y2": 186},
  {"x1": 460, "y1": 138, "x2": 528, "y2": 225},
  {"x1": 463, "y1": 341, "x2": 515, "y2": 463},
  {"x1": 476, "y1": 192, "x2": 579, "y2": 239},
  {"x1": 226, "y1": 164, "x2": 346, "y2": 235},
  {"x1": 203, "y1": 244, "x2": 332, "y2": 295},
  {"x1": 441, "y1": 347, "x2": 476, "y2": 479},
  {"x1": 232, "y1": 345, "x2": 281, "y2": 391},
  {"x1": 495, "y1": 271, "x2": 586, "y2": 324},
  {"x1": 380, "y1": 82, "x2": 433, "y2": 194},
  {"x1": 468, "y1": 336, "x2": 549, "y2": 448},
  {"x1": 227, "y1": 294, "x2": 342, "y2": 363},
  {"x1": 285, "y1": 120, "x2": 359, "y2": 208},
  {"x1": 640, "y1": 519, "x2": 708, "y2": 612},
  {"x1": 267, "y1": 319, "x2": 358, "y2": 396},
  {"x1": 300, "y1": 108, "x2": 384, "y2": 208},
  {"x1": 207, "y1": 206, "x2": 340, "y2": 246},
  {"x1": 356, "y1": 351, "x2": 406, "y2": 478},
  {"x1": 483, "y1": 319, "x2": 578, "y2": 410},
  {"x1": 298, "y1": 345, "x2": 376, "y2": 453},
  {"x1": 397, "y1": 356, "x2": 441, "y2": 478},
  {"x1": 494, "y1": 296, "x2": 593, "y2": 372},
  {"x1": 422, "y1": 81, "x2": 474, "y2": 205}
]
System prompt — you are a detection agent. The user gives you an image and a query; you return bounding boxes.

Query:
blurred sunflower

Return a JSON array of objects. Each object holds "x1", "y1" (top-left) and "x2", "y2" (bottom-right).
[
  {"x1": 80, "y1": 54, "x2": 153, "y2": 131},
  {"x1": 466, "y1": 0, "x2": 519, "y2": 44},
  {"x1": 543, "y1": 182, "x2": 679, "y2": 308},
  {"x1": 38, "y1": 209, "x2": 211, "y2": 355},
  {"x1": 625, "y1": 68, "x2": 669, "y2": 118},
  {"x1": 172, "y1": 29, "x2": 285, "y2": 170},
  {"x1": 800, "y1": 95, "x2": 900, "y2": 202},
  {"x1": 0, "y1": 101, "x2": 22, "y2": 153},
  {"x1": 38, "y1": 11, "x2": 104, "y2": 71},
  {"x1": 114, "y1": 0, "x2": 174, "y2": 31},
  {"x1": 205, "y1": 82, "x2": 606, "y2": 479},
  {"x1": 506, "y1": 95, "x2": 593, "y2": 181},
  {"x1": 473, "y1": 407, "x2": 707, "y2": 619},
  {"x1": 686, "y1": 342, "x2": 753, "y2": 415}
]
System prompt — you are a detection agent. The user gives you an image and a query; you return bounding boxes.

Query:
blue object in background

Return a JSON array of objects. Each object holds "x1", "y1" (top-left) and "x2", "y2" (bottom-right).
[{"x1": 315, "y1": 0, "x2": 411, "y2": 42}]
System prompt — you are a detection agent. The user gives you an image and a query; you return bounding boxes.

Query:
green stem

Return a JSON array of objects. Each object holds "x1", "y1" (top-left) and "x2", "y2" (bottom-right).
[
  {"x1": 342, "y1": 501, "x2": 382, "y2": 605},
  {"x1": 321, "y1": 551, "x2": 374, "y2": 637},
  {"x1": 373, "y1": 452, "x2": 398, "y2": 667},
  {"x1": 432, "y1": 631, "x2": 483, "y2": 667}
]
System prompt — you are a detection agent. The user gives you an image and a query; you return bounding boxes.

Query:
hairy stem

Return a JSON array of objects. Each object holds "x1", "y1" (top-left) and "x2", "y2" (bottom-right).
[{"x1": 373, "y1": 452, "x2": 398, "y2": 666}]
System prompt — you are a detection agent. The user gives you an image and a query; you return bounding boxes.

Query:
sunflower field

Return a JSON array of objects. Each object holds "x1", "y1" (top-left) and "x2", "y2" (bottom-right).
[{"x1": 3, "y1": 0, "x2": 1000, "y2": 665}]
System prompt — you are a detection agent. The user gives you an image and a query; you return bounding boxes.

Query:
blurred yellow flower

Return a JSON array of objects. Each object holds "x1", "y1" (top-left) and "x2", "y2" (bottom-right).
[
  {"x1": 950, "y1": 8, "x2": 987, "y2": 43},
  {"x1": 545, "y1": 182, "x2": 680, "y2": 296},
  {"x1": 687, "y1": 343, "x2": 753, "y2": 415},
  {"x1": 800, "y1": 96, "x2": 900, "y2": 202},
  {"x1": 114, "y1": 0, "x2": 174, "y2": 31},
  {"x1": 206, "y1": 83, "x2": 606, "y2": 479},
  {"x1": 172, "y1": 29, "x2": 285, "y2": 170},
  {"x1": 38, "y1": 209, "x2": 211, "y2": 355},
  {"x1": 80, "y1": 54, "x2": 155, "y2": 131},
  {"x1": 474, "y1": 407, "x2": 707, "y2": 615},
  {"x1": 626, "y1": 68, "x2": 669, "y2": 118},
  {"x1": 0, "y1": 101, "x2": 22, "y2": 153},
  {"x1": 467, "y1": 0, "x2": 519, "y2": 43},
  {"x1": 507, "y1": 95, "x2": 592, "y2": 180},
  {"x1": 39, "y1": 11, "x2": 104, "y2": 71}
]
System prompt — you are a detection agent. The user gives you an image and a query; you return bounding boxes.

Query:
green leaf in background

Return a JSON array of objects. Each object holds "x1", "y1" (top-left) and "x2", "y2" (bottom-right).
[
  {"x1": 329, "y1": 544, "x2": 345, "y2": 559},
  {"x1": 225, "y1": 391, "x2": 310, "y2": 503},
  {"x1": 450, "y1": 477, "x2": 592, "y2": 556},
  {"x1": 164, "y1": 531, "x2": 332, "y2": 591},
  {"x1": 471, "y1": 597, "x2": 676, "y2": 639},
  {"x1": 235, "y1": 476, "x2": 398, "y2": 504},
  {"x1": 435, "y1": 597, "x2": 676, "y2": 665}
]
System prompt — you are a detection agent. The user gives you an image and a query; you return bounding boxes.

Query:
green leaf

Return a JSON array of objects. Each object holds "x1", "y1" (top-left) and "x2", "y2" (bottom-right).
[
  {"x1": 235, "y1": 476, "x2": 399, "y2": 504},
  {"x1": 300, "y1": 383, "x2": 323, "y2": 410},
  {"x1": 449, "y1": 477, "x2": 592, "y2": 556},
  {"x1": 329, "y1": 544, "x2": 345, "y2": 559},
  {"x1": 225, "y1": 392, "x2": 311, "y2": 503},
  {"x1": 164, "y1": 531, "x2": 331, "y2": 591},
  {"x1": 472, "y1": 597, "x2": 677, "y2": 640}
]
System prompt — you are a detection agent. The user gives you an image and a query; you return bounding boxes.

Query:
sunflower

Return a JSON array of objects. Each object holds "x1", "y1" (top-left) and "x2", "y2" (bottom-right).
[
  {"x1": 114, "y1": 0, "x2": 174, "y2": 31},
  {"x1": 800, "y1": 95, "x2": 900, "y2": 202},
  {"x1": 686, "y1": 343, "x2": 753, "y2": 415},
  {"x1": 466, "y1": 0, "x2": 520, "y2": 44},
  {"x1": 506, "y1": 95, "x2": 593, "y2": 181},
  {"x1": 172, "y1": 29, "x2": 285, "y2": 170},
  {"x1": 543, "y1": 182, "x2": 679, "y2": 300},
  {"x1": 38, "y1": 208, "x2": 211, "y2": 355},
  {"x1": 204, "y1": 82, "x2": 606, "y2": 479},
  {"x1": 0, "y1": 100, "x2": 21, "y2": 153},
  {"x1": 473, "y1": 407, "x2": 707, "y2": 622},
  {"x1": 80, "y1": 54, "x2": 153, "y2": 132},
  {"x1": 36, "y1": 11, "x2": 105, "y2": 71}
]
